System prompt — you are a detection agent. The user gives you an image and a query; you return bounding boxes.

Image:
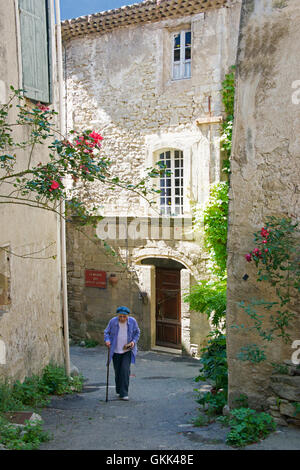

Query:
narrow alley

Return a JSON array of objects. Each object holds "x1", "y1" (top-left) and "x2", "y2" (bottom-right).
[{"x1": 39, "y1": 346, "x2": 300, "y2": 451}]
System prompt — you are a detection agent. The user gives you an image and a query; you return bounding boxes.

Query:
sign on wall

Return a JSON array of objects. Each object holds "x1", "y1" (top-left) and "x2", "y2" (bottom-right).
[{"x1": 85, "y1": 270, "x2": 107, "y2": 288}]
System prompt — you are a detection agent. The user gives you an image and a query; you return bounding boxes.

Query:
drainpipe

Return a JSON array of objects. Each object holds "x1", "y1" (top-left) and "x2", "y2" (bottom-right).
[{"x1": 55, "y1": 0, "x2": 70, "y2": 376}]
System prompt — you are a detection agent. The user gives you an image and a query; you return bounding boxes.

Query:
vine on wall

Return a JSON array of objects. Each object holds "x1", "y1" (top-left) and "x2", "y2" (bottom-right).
[{"x1": 233, "y1": 216, "x2": 300, "y2": 363}]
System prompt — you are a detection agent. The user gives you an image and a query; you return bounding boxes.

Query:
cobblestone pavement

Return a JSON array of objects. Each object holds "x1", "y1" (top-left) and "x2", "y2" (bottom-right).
[{"x1": 39, "y1": 346, "x2": 300, "y2": 450}]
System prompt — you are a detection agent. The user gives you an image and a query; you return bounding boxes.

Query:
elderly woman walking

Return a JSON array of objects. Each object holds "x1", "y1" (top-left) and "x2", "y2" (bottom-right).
[{"x1": 104, "y1": 306, "x2": 140, "y2": 400}]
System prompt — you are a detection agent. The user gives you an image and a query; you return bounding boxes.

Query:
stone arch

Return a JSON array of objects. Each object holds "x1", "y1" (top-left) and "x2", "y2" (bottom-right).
[
  {"x1": 132, "y1": 246, "x2": 200, "y2": 280},
  {"x1": 131, "y1": 249, "x2": 201, "y2": 354}
]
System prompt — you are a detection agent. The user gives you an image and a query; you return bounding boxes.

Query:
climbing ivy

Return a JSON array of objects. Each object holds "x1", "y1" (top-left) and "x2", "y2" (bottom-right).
[
  {"x1": 203, "y1": 181, "x2": 229, "y2": 278},
  {"x1": 220, "y1": 66, "x2": 235, "y2": 173}
]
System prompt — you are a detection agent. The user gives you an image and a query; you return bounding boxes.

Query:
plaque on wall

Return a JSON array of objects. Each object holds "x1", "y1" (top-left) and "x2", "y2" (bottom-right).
[{"x1": 85, "y1": 270, "x2": 107, "y2": 288}]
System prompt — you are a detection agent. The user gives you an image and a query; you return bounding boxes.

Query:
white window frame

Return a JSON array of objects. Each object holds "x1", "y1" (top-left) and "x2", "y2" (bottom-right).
[
  {"x1": 159, "y1": 149, "x2": 184, "y2": 216},
  {"x1": 172, "y1": 30, "x2": 191, "y2": 81}
]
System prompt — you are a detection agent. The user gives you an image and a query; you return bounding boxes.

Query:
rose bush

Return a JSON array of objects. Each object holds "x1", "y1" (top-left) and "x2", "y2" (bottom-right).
[{"x1": 0, "y1": 87, "x2": 165, "y2": 230}]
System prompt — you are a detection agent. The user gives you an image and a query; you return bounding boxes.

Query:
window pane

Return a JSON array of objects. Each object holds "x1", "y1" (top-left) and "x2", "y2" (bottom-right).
[
  {"x1": 184, "y1": 62, "x2": 191, "y2": 78},
  {"x1": 174, "y1": 33, "x2": 180, "y2": 48},
  {"x1": 160, "y1": 152, "x2": 165, "y2": 160},
  {"x1": 173, "y1": 63, "x2": 180, "y2": 80},
  {"x1": 185, "y1": 48, "x2": 191, "y2": 60},
  {"x1": 174, "y1": 49, "x2": 180, "y2": 62},
  {"x1": 185, "y1": 31, "x2": 191, "y2": 47},
  {"x1": 159, "y1": 149, "x2": 184, "y2": 215}
]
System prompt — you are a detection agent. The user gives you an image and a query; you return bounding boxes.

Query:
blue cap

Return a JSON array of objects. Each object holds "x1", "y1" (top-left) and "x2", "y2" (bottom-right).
[{"x1": 116, "y1": 306, "x2": 130, "y2": 315}]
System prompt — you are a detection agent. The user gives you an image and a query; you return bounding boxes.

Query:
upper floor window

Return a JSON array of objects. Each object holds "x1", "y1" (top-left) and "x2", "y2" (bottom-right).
[
  {"x1": 172, "y1": 30, "x2": 191, "y2": 80},
  {"x1": 19, "y1": 0, "x2": 52, "y2": 103},
  {"x1": 159, "y1": 150, "x2": 184, "y2": 216}
]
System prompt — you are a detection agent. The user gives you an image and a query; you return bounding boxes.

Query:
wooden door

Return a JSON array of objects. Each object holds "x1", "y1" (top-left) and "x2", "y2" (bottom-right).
[{"x1": 156, "y1": 268, "x2": 181, "y2": 349}]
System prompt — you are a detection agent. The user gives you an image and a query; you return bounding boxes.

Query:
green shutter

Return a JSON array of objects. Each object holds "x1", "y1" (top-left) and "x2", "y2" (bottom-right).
[{"x1": 19, "y1": 0, "x2": 50, "y2": 103}]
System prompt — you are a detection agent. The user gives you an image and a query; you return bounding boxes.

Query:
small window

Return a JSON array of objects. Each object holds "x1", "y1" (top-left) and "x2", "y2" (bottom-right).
[
  {"x1": 159, "y1": 150, "x2": 184, "y2": 215},
  {"x1": 172, "y1": 30, "x2": 191, "y2": 80}
]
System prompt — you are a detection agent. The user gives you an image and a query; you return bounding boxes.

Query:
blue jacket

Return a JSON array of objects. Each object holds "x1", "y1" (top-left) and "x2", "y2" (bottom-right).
[{"x1": 104, "y1": 316, "x2": 140, "y2": 364}]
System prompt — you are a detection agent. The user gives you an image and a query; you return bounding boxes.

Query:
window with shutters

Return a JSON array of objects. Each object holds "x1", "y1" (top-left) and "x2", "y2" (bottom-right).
[
  {"x1": 172, "y1": 30, "x2": 191, "y2": 80},
  {"x1": 18, "y1": 0, "x2": 52, "y2": 103},
  {"x1": 159, "y1": 149, "x2": 184, "y2": 216}
]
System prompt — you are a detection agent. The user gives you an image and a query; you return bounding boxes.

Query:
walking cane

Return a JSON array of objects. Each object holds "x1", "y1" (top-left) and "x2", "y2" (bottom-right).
[{"x1": 106, "y1": 346, "x2": 110, "y2": 402}]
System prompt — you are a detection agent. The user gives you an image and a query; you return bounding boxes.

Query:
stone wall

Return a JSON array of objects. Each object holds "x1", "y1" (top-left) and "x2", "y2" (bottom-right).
[
  {"x1": 64, "y1": 2, "x2": 241, "y2": 354},
  {"x1": 66, "y1": 218, "x2": 212, "y2": 353},
  {"x1": 227, "y1": 0, "x2": 300, "y2": 410},
  {"x1": 0, "y1": 1, "x2": 65, "y2": 382},
  {"x1": 63, "y1": 3, "x2": 241, "y2": 216},
  {"x1": 267, "y1": 361, "x2": 300, "y2": 426}
]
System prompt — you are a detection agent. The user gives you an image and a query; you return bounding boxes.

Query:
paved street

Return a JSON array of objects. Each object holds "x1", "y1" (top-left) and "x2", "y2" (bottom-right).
[{"x1": 39, "y1": 346, "x2": 300, "y2": 450}]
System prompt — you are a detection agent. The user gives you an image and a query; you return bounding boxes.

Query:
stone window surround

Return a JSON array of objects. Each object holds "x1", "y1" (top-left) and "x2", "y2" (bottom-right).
[
  {"x1": 144, "y1": 133, "x2": 200, "y2": 216},
  {"x1": 172, "y1": 29, "x2": 192, "y2": 81},
  {"x1": 158, "y1": 148, "x2": 184, "y2": 215}
]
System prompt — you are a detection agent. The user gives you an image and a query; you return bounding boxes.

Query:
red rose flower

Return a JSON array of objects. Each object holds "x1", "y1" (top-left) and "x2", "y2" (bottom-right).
[
  {"x1": 245, "y1": 253, "x2": 252, "y2": 262},
  {"x1": 37, "y1": 102, "x2": 50, "y2": 112},
  {"x1": 89, "y1": 131, "x2": 103, "y2": 145},
  {"x1": 49, "y1": 180, "x2": 59, "y2": 192},
  {"x1": 261, "y1": 228, "x2": 269, "y2": 238}
]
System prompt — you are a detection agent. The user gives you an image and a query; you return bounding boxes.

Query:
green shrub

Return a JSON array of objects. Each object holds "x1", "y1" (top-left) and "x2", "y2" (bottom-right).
[
  {"x1": 12, "y1": 376, "x2": 51, "y2": 408},
  {"x1": 81, "y1": 339, "x2": 99, "y2": 348},
  {"x1": 196, "y1": 332, "x2": 228, "y2": 391},
  {"x1": 42, "y1": 363, "x2": 83, "y2": 395},
  {"x1": 203, "y1": 182, "x2": 229, "y2": 277},
  {"x1": 0, "y1": 416, "x2": 50, "y2": 450},
  {"x1": 197, "y1": 389, "x2": 227, "y2": 417},
  {"x1": 226, "y1": 408, "x2": 276, "y2": 447},
  {"x1": 192, "y1": 413, "x2": 211, "y2": 427},
  {"x1": 184, "y1": 279, "x2": 226, "y2": 330},
  {"x1": 0, "y1": 362, "x2": 84, "y2": 450},
  {"x1": 0, "y1": 381, "x2": 25, "y2": 413}
]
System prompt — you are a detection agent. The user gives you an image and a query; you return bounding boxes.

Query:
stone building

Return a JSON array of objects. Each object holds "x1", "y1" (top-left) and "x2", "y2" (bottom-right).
[
  {"x1": 0, "y1": 0, "x2": 65, "y2": 382},
  {"x1": 62, "y1": 0, "x2": 241, "y2": 355},
  {"x1": 227, "y1": 0, "x2": 300, "y2": 421}
]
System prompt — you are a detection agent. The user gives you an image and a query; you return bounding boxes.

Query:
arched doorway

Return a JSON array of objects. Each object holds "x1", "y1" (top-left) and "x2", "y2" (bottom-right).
[{"x1": 141, "y1": 258, "x2": 186, "y2": 350}]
